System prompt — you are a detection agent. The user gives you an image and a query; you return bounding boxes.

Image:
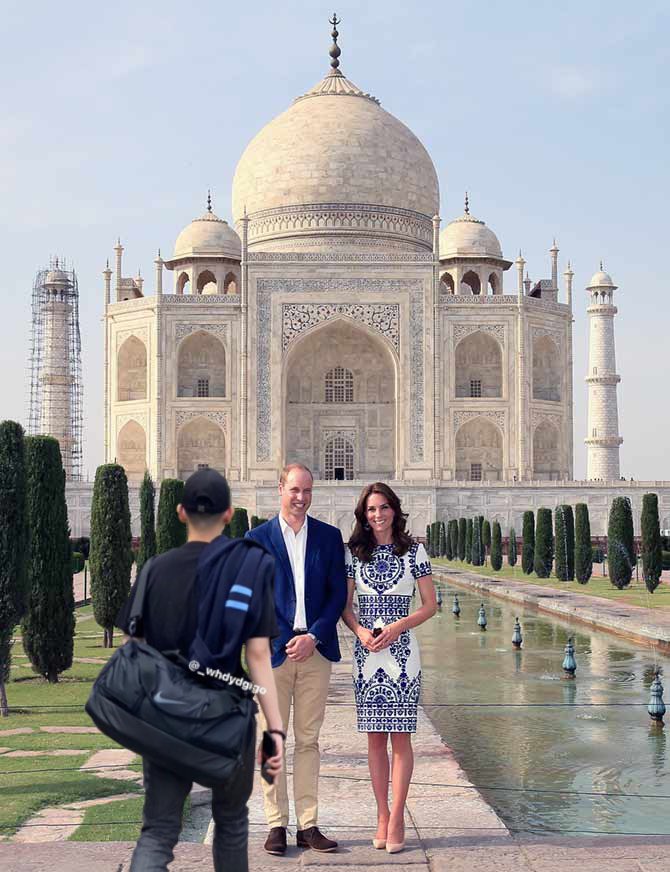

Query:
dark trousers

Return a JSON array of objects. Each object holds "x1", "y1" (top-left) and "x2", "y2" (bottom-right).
[{"x1": 129, "y1": 743, "x2": 255, "y2": 872}]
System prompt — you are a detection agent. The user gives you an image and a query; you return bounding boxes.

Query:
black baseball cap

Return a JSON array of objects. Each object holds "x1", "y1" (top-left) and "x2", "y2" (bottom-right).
[{"x1": 182, "y1": 469, "x2": 231, "y2": 515}]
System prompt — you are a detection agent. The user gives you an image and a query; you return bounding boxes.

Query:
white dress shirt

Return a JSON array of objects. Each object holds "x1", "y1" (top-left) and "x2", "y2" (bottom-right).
[{"x1": 279, "y1": 513, "x2": 308, "y2": 631}]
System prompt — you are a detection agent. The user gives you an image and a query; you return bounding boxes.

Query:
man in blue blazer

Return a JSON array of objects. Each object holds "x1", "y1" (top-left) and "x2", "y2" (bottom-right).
[{"x1": 246, "y1": 463, "x2": 346, "y2": 856}]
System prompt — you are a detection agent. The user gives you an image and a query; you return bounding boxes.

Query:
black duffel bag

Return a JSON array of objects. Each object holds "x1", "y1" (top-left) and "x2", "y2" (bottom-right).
[{"x1": 85, "y1": 548, "x2": 262, "y2": 789}]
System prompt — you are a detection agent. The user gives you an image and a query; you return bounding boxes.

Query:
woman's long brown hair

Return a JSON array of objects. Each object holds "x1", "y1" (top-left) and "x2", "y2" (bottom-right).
[{"x1": 348, "y1": 482, "x2": 414, "y2": 563}]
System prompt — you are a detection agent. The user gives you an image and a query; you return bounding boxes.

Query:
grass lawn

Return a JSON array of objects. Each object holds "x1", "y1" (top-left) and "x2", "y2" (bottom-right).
[
  {"x1": 69, "y1": 795, "x2": 144, "y2": 842},
  {"x1": 434, "y1": 559, "x2": 670, "y2": 609},
  {"x1": 0, "y1": 755, "x2": 140, "y2": 836},
  {"x1": 0, "y1": 606, "x2": 141, "y2": 838}
]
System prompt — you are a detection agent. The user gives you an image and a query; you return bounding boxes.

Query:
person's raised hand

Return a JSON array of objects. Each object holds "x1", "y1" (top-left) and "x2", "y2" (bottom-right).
[{"x1": 285, "y1": 634, "x2": 315, "y2": 662}]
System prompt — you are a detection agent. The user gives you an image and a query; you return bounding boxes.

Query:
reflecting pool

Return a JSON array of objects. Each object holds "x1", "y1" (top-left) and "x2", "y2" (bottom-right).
[{"x1": 417, "y1": 575, "x2": 670, "y2": 836}]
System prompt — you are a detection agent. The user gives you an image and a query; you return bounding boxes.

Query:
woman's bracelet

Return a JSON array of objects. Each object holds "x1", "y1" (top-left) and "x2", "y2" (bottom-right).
[{"x1": 267, "y1": 728, "x2": 287, "y2": 740}]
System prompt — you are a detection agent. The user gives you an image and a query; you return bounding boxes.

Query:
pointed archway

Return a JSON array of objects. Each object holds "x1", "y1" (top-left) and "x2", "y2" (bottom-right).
[{"x1": 282, "y1": 318, "x2": 397, "y2": 479}]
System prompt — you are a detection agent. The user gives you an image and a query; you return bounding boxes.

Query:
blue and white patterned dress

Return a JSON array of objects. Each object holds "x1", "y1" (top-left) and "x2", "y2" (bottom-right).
[{"x1": 345, "y1": 542, "x2": 431, "y2": 733}]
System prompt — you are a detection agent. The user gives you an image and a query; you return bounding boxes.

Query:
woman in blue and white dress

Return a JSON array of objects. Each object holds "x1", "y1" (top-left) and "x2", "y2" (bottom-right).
[{"x1": 342, "y1": 483, "x2": 436, "y2": 854}]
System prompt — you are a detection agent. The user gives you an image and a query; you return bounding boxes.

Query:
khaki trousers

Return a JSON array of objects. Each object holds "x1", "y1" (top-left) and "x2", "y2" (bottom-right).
[{"x1": 259, "y1": 650, "x2": 332, "y2": 830}]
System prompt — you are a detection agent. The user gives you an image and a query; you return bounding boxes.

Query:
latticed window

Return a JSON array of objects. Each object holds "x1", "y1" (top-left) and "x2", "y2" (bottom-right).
[
  {"x1": 470, "y1": 463, "x2": 482, "y2": 481},
  {"x1": 324, "y1": 435, "x2": 354, "y2": 481},
  {"x1": 325, "y1": 367, "x2": 353, "y2": 403},
  {"x1": 470, "y1": 379, "x2": 482, "y2": 398},
  {"x1": 197, "y1": 377, "x2": 209, "y2": 398},
  {"x1": 197, "y1": 463, "x2": 209, "y2": 470}
]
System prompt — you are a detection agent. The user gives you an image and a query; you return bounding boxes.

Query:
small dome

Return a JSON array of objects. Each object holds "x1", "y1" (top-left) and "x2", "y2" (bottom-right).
[
  {"x1": 173, "y1": 209, "x2": 241, "y2": 261},
  {"x1": 587, "y1": 268, "x2": 615, "y2": 289},
  {"x1": 440, "y1": 210, "x2": 502, "y2": 259},
  {"x1": 44, "y1": 268, "x2": 71, "y2": 288}
]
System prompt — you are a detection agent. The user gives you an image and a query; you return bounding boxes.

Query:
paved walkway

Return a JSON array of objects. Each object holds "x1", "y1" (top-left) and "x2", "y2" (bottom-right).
[
  {"x1": 434, "y1": 566, "x2": 670, "y2": 650},
  {"x1": 2, "y1": 633, "x2": 670, "y2": 869}
]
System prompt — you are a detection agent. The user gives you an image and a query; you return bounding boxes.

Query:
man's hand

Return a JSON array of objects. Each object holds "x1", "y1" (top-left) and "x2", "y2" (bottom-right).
[
  {"x1": 285, "y1": 634, "x2": 316, "y2": 662},
  {"x1": 256, "y1": 733, "x2": 284, "y2": 779}
]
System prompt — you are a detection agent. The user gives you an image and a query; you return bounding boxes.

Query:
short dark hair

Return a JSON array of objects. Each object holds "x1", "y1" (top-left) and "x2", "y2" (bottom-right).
[{"x1": 184, "y1": 509, "x2": 226, "y2": 531}]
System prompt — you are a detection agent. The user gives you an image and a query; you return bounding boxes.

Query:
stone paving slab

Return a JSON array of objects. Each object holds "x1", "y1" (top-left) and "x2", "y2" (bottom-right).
[
  {"x1": 3, "y1": 839, "x2": 670, "y2": 871},
  {"x1": 434, "y1": 567, "x2": 670, "y2": 649}
]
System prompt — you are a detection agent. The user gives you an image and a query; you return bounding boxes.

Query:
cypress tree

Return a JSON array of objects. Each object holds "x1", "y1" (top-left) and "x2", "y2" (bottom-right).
[
  {"x1": 554, "y1": 505, "x2": 574, "y2": 581},
  {"x1": 608, "y1": 496, "x2": 635, "y2": 589},
  {"x1": 522, "y1": 511, "x2": 535, "y2": 575},
  {"x1": 230, "y1": 507, "x2": 250, "y2": 539},
  {"x1": 641, "y1": 493, "x2": 662, "y2": 593},
  {"x1": 508, "y1": 527, "x2": 518, "y2": 567},
  {"x1": 89, "y1": 463, "x2": 133, "y2": 648},
  {"x1": 445, "y1": 521, "x2": 454, "y2": 560},
  {"x1": 565, "y1": 505, "x2": 575, "y2": 580},
  {"x1": 156, "y1": 478, "x2": 186, "y2": 553},
  {"x1": 136, "y1": 471, "x2": 156, "y2": 574},
  {"x1": 425, "y1": 525, "x2": 431, "y2": 557},
  {"x1": 482, "y1": 519, "x2": 491, "y2": 559},
  {"x1": 432, "y1": 521, "x2": 441, "y2": 557},
  {"x1": 251, "y1": 516, "x2": 267, "y2": 529},
  {"x1": 22, "y1": 437, "x2": 74, "y2": 680},
  {"x1": 465, "y1": 518, "x2": 473, "y2": 564},
  {"x1": 438, "y1": 522, "x2": 447, "y2": 558},
  {"x1": 458, "y1": 518, "x2": 466, "y2": 561},
  {"x1": 575, "y1": 503, "x2": 592, "y2": 584},
  {"x1": 471, "y1": 517, "x2": 483, "y2": 566},
  {"x1": 449, "y1": 519, "x2": 458, "y2": 560},
  {"x1": 534, "y1": 508, "x2": 553, "y2": 578},
  {"x1": 491, "y1": 521, "x2": 503, "y2": 571},
  {"x1": 0, "y1": 421, "x2": 27, "y2": 715}
]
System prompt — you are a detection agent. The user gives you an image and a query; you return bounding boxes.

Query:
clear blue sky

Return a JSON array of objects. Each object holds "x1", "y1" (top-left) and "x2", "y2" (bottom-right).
[{"x1": 1, "y1": 0, "x2": 668, "y2": 480}]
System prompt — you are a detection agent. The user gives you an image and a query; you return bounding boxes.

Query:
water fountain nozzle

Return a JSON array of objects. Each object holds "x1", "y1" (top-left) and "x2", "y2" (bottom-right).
[
  {"x1": 477, "y1": 603, "x2": 487, "y2": 631},
  {"x1": 648, "y1": 670, "x2": 666, "y2": 725},
  {"x1": 562, "y1": 637, "x2": 577, "y2": 677},
  {"x1": 512, "y1": 617, "x2": 523, "y2": 648},
  {"x1": 452, "y1": 594, "x2": 461, "y2": 617}
]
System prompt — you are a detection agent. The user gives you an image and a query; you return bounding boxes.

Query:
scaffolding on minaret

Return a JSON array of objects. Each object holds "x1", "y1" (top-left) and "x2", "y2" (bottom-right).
[{"x1": 28, "y1": 257, "x2": 83, "y2": 481}]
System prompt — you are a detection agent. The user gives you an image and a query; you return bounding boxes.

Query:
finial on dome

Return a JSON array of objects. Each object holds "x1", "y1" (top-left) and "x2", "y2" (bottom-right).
[
  {"x1": 600, "y1": 259, "x2": 604, "y2": 271},
  {"x1": 207, "y1": 190, "x2": 212, "y2": 213},
  {"x1": 329, "y1": 13, "x2": 342, "y2": 72},
  {"x1": 464, "y1": 192, "x2": 470, "y2": 215}
]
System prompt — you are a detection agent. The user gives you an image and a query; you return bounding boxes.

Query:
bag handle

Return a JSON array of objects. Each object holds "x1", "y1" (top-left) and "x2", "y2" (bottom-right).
[{"x1": 128, "y1": 556, "x2": 155, "y2": 638}]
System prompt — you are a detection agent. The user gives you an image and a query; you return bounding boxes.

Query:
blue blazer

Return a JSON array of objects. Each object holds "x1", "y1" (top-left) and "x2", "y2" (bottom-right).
[{"x1": 246, "y1": 515, "x2": 347, "y2": 668}]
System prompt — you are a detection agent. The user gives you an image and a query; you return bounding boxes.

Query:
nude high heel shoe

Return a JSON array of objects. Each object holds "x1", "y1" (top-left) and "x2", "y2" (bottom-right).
[
  {"x1": 385, "y1": 840, "x2": 405, "y2": 854},
  {"x1": 372, "y1": 838, "x2": 386, "y2": 849}
]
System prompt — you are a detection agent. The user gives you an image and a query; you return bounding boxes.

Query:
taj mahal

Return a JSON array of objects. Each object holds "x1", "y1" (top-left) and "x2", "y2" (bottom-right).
[{"x1": 63, "y1": 20, "x2": 668, "y2": 539}]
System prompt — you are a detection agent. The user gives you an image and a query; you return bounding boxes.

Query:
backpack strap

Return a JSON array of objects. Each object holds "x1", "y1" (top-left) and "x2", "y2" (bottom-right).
[{"x1": 128, "y1": 556, "x2": 155, "y2": 638}]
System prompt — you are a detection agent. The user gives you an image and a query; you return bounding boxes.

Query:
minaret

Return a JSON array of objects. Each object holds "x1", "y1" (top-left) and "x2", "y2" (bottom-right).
[
  {"x1": 550, "y1": 239, "x2": 559, "y2": 290},
  {"x1": 585, "y1": 265, "x2": 623, "y2": 480},
  {"x1": 28, "y1": 258, "x2": 83, "y2": 480}
]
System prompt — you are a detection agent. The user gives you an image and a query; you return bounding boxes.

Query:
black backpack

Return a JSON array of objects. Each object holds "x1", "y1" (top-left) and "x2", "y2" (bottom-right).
[{"x1": 85, "y1": 539, "x2": 273, "y2": 788}]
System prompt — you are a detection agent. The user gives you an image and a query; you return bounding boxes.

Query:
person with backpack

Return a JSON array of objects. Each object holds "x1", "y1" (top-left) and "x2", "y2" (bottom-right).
[{"x1": 115, "y1": 468, "x2": 284, "y2": 872}]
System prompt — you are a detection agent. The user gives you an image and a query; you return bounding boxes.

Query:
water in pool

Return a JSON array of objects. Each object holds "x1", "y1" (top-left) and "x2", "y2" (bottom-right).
[{"x1": 416, "y1": 577, "x2": 670, "y2": 836}]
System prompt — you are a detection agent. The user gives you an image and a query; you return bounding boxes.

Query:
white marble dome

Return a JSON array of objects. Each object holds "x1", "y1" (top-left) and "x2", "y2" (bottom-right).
[
  {"x1": 173, "y1": 209, "x2": 241, "y2": 261},
  {"x1": 231, "y1": 69, "x2": 439, "y2": 249},
  {"x1": 440, "y1": 211, "x2": 503, "y2": 259},
  {"x1": 587, "y1": 268, "x2": 616, "y2": 289}
]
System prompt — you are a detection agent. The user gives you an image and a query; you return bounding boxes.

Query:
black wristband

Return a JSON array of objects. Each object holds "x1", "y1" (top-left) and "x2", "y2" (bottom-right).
[{"x1": 267, "y1": 729, "x2": 286, "y2": 740}]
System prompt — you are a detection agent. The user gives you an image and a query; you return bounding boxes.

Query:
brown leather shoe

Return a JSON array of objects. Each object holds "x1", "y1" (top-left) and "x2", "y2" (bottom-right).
[
  {"x1": 264, "y1": 827, "x2": 287, "y2": 855},
  {"x1": 296, "y1": 826, "x2": 338, "y2": 852}
]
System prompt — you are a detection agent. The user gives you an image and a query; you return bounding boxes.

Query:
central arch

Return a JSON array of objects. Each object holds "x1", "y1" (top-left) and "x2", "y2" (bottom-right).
[{"x1": 283, "y1": 318, "x2": 397, "y2": 479}]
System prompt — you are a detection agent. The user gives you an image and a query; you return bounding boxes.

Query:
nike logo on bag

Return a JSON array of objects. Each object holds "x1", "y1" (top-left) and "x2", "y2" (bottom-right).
[{"x1": 153, "y1": 691, "x2": 187, "y2": 706}]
